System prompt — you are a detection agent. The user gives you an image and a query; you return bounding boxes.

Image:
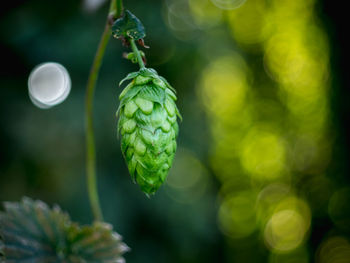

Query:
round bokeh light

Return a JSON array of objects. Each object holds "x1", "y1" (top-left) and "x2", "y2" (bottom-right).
[{"x1": 28, "y1": 62, "x2": 71, "y2": 109}]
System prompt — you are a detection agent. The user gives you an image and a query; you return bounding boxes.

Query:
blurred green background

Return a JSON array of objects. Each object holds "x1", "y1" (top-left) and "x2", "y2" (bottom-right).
[{"x1": 1, "y1": 0, "x2": 349, "y2": 262}]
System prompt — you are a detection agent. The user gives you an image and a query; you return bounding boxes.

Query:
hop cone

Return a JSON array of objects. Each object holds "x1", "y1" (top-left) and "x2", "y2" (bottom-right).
[{"x1": 117, "y1": 68, "x2": 181, "y2": 194}]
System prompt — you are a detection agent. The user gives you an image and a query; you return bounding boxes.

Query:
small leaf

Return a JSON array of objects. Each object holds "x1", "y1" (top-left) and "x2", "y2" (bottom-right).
[
  {"x1": 120, "y1": 85, "x2": 144, "y2": 107},
  {"x1": 138, "y1": 85, "x2": 166, "y2": 105},
  {"x1": 0, "y1": 197, "x2": 129, "y2": 262},
  {"x1": 139, "y1": 68, "x2": 158, "y2": 78},
  {"x1": 112, "y1": 10, "x2": 146, "y2": 40},
  {"x1": 175, "y1": 105, "x2": 183, "y2": 121},
  {"x1": 158, "y1": 76, "x2": 177, "y2": 93},
  {"x1": 119, "y1": 71, "x2": 139, "y2": 86}
]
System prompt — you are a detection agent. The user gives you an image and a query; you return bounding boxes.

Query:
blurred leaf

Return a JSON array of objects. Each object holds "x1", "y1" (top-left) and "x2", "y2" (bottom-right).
[
  {"x1": 0, "y1": 197, "x2": 129, "y2": 262},
  {"x1": 112, "y1": 10, "x2": 146, "y2": 40}
]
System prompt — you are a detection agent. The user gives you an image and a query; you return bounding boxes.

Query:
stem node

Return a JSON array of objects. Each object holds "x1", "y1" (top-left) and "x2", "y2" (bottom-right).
[{"x1": 130, "y1": 39, "x2": 146, "y2": 69}]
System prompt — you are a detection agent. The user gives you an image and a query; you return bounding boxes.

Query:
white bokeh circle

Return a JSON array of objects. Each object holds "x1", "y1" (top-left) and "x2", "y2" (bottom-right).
[{"x1": 28, "y1": 62, "x2": 71, "y2": 109}]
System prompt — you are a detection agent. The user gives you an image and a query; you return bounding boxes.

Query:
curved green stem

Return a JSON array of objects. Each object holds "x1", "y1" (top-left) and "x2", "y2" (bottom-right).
[
  {"x1": 130, "y1": 39, "x2": 145, "y2": 69},
  {"x1": 85, "y1": 0, "x2": 123, "y2": 222}
]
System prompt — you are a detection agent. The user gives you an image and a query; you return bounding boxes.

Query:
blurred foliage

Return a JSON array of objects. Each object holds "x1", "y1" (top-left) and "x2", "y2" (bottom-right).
[
  {"x1": 0, "y1": 0, "x2": 349, "y2": 262},
  {"x1": 0, "y1": 197, "x2": 128, "y2": 262}
]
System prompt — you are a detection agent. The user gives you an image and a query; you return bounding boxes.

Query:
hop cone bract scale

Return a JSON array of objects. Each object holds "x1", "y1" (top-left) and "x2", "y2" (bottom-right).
[{"x1": 117, "y1": 68, "x2": 181, "y2": 194}]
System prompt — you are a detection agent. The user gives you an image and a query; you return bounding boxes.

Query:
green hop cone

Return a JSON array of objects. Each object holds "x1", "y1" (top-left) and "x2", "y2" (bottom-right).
[{"x1": 117, "y1": 68, "x2": 181, "y2": 195}]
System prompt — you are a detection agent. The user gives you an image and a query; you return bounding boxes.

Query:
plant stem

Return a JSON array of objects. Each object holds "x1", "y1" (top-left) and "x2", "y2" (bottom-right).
[
  {"x1": 130, "y1": 39, "x2": 145, "y2": 69},
  {"x1": 85, "y1": 0, "x2": 123, "y2": 222},
  {"x1": 117, "y1": 0, "x2": 123, "y2": 18}
]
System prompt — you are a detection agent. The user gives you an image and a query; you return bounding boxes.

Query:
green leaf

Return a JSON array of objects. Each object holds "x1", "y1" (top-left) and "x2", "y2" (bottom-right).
[
  {"x1": 0, "y1": 197, "x2": 129, "y2": 263},
  {"x1": 139, "y1": 68, "x2": 158, "y2": 78},
  {"x1": 120, "y1": 85, "x2": 144, "y2": 106},
  {"x1": 119, "y1": 71, "x2": 139, "y2": 86},
  {"x1": 175, "y1": 104, "x2": 183, "y2": 121},
  {"x1": 158, "y1": 76, "x2": 177, "y2": 93},
  {"x1": 112, "y1": 10, "x2": 146, "y2": 40},
  {"x1": 138, "y1": 85, "x2": 166, "y2": 105}
]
